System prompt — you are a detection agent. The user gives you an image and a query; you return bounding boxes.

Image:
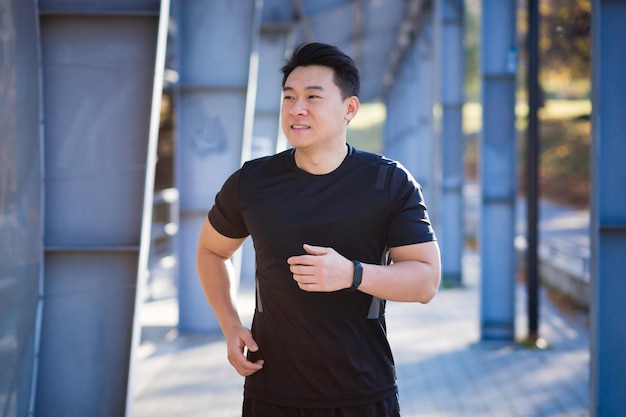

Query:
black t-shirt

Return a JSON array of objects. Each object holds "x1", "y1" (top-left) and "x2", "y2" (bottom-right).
[{"x1": 208, "y1": 145, "x2": 436, "y2": 409}]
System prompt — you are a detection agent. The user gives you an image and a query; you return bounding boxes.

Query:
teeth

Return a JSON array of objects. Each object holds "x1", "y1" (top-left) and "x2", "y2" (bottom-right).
[{"x1": 292, "y1": 125, "x2": 309, "y2": 129}]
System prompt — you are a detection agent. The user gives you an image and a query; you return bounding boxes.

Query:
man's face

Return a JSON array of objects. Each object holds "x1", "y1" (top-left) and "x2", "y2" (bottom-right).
[{"x1": 281, "y1": 65, "x2": 355, "y2": 151}]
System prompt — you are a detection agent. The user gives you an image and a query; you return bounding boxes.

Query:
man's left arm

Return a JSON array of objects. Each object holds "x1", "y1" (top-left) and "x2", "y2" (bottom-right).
[
  {"x1": 358, "y1": 241, "x2": 441, "y2": 302},
  {"x1": 287, "y1": 240, "x2": 441, "y2": 303}
]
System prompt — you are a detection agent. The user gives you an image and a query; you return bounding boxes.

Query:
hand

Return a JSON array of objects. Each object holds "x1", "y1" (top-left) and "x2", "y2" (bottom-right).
[
  {"x1": 287, "y1": 244, "x2": 354, "y2": 292},
  {"x1": 224, "y1": 325, "x2": 264, "y2": 376}
]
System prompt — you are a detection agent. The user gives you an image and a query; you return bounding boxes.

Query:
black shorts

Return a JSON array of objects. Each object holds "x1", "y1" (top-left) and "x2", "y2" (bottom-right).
[{"x1": 242, "y1": 394, "x2": 401, "y2": 417}]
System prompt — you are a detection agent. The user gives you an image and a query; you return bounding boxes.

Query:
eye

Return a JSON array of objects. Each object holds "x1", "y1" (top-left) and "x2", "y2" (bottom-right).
[
  {"x1": 283, "y1": 95, "x2": 294, "y2": 101},
  {"x1": 308, "y1": 95, "x2": 321, "y2": 100}
]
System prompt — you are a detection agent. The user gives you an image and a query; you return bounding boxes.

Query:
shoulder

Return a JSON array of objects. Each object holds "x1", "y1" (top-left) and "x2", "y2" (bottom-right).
[
  {"x1": 349, "y1": 146, "x2": 408, "y2": 172},
  {"x1": 349, "y1": 146, "x2": 389, "y2": 166},
  {"x1": 240, "y1": 149, "x2": 293, "y2": 175},
  {"x1": 349, "y1": 146, "x2": 418, "y2": 188}
]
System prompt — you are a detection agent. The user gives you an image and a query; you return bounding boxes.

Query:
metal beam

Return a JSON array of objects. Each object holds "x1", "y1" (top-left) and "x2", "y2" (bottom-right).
[
  {"x1": 384, "y1": 45, "x2": 420, "y2": 168},
  {"x1": 175, "y1": 0, "x2": 259, "y2": 333},
  {"x1": 240, "y1": 8, "x2": 287, "y2": 289},
  {"x1": 437, "y1": 0, "x2": 464, "y2": 286},
  {"x1": 525, "y1": 0, "x2": 541, "y2": 343},
  {"x1": 383, "y1": 12, "x2": 435, "y2": 210},
  {"x1": 291, "y1": 0, "x2": 315, "y2": 41},
  {"x1": 126, "y1": 0, "x2": 171, "y2": 414},
  {"x1": 479, "y1": 0, "x2": 517, "y2": 341},
  {"x1": 381, "y1": 0, "x2": 425, "y2": 100},
  {"x1": 590, "y1": 1, "x2": 626, "y2": 414},
  {"x1": 35, "y1": 1, "x2": 166, "y2": 413},
  {"x1": 411, "y1": 13, "x2": 436, "y2": 208},
  {"x1": 0, "y1": 1, "x2": 43, "y2": 415}
]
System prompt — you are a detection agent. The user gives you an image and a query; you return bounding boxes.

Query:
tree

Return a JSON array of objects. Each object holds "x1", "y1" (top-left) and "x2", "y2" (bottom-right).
[{"x1": 539, "y1": 0, "x2": 591, "y2": 95}]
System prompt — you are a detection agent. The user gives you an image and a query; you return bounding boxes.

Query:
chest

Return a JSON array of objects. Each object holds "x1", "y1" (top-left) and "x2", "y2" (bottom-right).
[{"x1": 240, "y1": 170, "x2": 390, "y2": 261}]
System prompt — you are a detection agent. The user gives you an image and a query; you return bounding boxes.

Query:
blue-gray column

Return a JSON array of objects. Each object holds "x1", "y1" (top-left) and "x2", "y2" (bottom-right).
[
  {"x1": 36, "y1": 1, "x2": 167, "y2": 415},
  {"x1": 240, "y1": 25, "x2": 289, "y2": 283},
  {"x1": 0, "y1": 1, "x2": 43, "y2": 415},
  {"x1": 383, "y1": 44, "x2": 420, "y2": 180},
  {"x1": 411, "y1": 14, "x2": 436, "y2": 212},
  {"x1": 589, "y1": 1, "x2": 626, "y2": 414},
  {"x1": 249, "y1": 27, "x2": 289, "y2": 161},
  {"x1": 383, "y1": 13, "x2": 436, "y2": 211},
  {"x1": 126, "y1": 0, "x2": 171, "y2": 413},
  {"x1": 479, "y1": 0, "x2": 517, "y2": 341},
  {"x1": 175, "y1": 0, "x2": 258, "y2": 333},
  {"x1": 438, "y1": 0, "x2": 465, "y2": 286}
]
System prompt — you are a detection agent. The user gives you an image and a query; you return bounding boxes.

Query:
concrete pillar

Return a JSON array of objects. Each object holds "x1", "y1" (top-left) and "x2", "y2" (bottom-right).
[
  {"x1": 437, "y1": 0, "x2": 465, "y2": 286},
  {"x1": 0, "y1": 0, "x2": 43, "y2": 414},
  {"x1": 383, "y1": 45, "x2": 420, "y2": 177},
  {"x1": 243, "y1": 27, "x2": 287, "y2": 162},
  {"x1": 36, "y1": 1, "x2": 169, "y2": 415},
  {"x1": 589, "y1": 1, "x2": 626, "y2": 414},
  {"x1": 383, "y1": 12, "x2": 436, "y2": 211},
  {"x1": 240, "y1": 25, "x2": 289, "y2": 285},
  {"x1": 479, "y1": 0, "x2": 517, "y2": 341},
  {"x1": 175, "y1": 0, "x2": 260, "y2": 332},
  {"x1": 412, "y1": 13, "x2": 436, "y2": 212}
]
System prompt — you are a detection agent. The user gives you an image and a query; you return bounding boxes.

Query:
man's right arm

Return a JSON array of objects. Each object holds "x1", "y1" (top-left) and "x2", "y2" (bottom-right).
[{"x1": 196, "y1": 217, "x2": 264, "y2": 376}]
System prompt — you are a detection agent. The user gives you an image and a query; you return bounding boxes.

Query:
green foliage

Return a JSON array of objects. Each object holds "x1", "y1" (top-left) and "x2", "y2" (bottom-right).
[
  {"x1": 464, "y1": 0, "x2": 481, "y2": 101},
  {"x1": 539, "y1": 0, "x2": 591, "y2": 84},
  {"x1": 519, "y1": 107, "x2": 590, "y2": 208},
  {"x1": 517, "y1": 0, "x2": 591, "y2": 207},
  {"x1": 538, "y1": 117, "x2": 590, "y2": 207},
  {"x1": 516, "y1": 0, "x2": 591, "y2": 100}
]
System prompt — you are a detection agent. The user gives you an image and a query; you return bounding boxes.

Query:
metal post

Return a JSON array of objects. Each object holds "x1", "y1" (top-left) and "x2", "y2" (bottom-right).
[
  {"x1": 383, "y1": 12, "x2": 435, "y2": 210},
  {"x1": 479, "y1": 0, "x2": 518, "y2": 341},
  {"x1": 0, "y1": 0, "x2": 43, "y2": 414},
  {"x1": 438, "y1": 0, "x2": 465, "y2": 287},
  {"x1": 383, "y1": 43, "x2": 420, "y2": 174},
  {"x1": 175, "y1": 0, "x2": 258, "y2": 333},
  {"x1": 36, "y1": 2, "x2": 164, "y2": 414},
  {"x1": 590, "y1": 1, "x2": 626, "y2": 414},
  {"x1": 413, "y1": 13, "x2": 436, "y2": 209},
  {"x1": 526, "y1": 0, "x2": 540, "y2": 343},
  {"x1": 240, "y1": 24, "x2": 289, "y2": 285},
  {"x1": 126, "y1": 0, "x2": 171, "y2": 414}
]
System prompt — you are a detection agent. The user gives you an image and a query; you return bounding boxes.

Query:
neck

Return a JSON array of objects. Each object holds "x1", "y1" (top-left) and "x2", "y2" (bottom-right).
[{"x1": 293, "y1": 143, "x2": 349, "y2": 175}]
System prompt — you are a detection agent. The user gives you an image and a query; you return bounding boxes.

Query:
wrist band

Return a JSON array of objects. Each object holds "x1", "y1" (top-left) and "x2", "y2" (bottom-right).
[{"x1": 349, "y1": 260, "x2": 363, "y2": 292}]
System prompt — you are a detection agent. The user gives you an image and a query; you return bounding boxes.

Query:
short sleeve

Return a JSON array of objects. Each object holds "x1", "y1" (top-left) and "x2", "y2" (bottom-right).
[
  {"x1": 386, "y1": 164, "x2": 436, "y2": 247},
  {"x1": 207, "y1": 169, "x2": 249, "y2": 239}
]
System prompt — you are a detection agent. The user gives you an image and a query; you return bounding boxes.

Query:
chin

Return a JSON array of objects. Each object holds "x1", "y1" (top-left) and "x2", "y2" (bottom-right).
[{"x1": 285, "y1": 137, "x2": 313, "y2": 150}]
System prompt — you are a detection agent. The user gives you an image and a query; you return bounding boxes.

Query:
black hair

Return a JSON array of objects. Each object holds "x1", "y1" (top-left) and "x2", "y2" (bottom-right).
[{"x1": 280, "y1": 42, "x2": 360, "y2": 99}]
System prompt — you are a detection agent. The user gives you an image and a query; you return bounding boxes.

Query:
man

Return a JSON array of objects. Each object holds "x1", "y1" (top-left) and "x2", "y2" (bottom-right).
[{"x1": 196, "y1": 42, "x2": 441, "y2": 417}]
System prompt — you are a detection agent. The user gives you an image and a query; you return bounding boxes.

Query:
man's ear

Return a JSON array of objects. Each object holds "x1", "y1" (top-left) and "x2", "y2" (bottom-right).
[{"x1": 344, "y1": 96, "x2": 360, "y2": 123}]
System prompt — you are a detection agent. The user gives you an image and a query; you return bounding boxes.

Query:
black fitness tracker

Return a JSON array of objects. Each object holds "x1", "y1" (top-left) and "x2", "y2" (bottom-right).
[{"x1": 349, "y1": 261, "x2": 363, "y2": 292}]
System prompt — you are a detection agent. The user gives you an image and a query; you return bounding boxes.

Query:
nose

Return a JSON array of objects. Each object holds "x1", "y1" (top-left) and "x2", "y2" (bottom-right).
[{"x1": 289, "y1": 98, "x2": 307, "y2": 117}]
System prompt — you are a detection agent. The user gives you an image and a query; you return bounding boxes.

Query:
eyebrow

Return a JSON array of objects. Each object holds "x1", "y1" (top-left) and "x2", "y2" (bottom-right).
[{"x1": 283, "y1": 85, "x2": 325, "y2": 92}]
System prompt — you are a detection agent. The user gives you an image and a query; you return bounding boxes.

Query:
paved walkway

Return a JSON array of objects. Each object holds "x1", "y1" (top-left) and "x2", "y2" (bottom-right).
[{"x1": 131, "y1": 251, "x2": 590, "y2": 417}]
